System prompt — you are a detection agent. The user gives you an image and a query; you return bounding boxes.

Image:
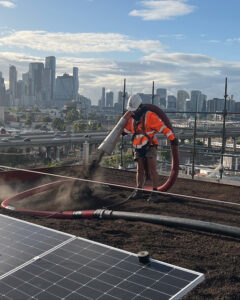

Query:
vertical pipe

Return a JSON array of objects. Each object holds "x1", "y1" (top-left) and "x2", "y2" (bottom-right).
[
  {"x1": 152, "y1": 81, "x2": 155, "y2": 105},
  {"x1": 191, "y1": 100, "x2": 198, "y2": 179},
  {"x1": 120, "y1": 79, "x2": 126, "y2": 168},
  {"x1": 219, "y1": 77, "x2": 228, "y2": 179}
]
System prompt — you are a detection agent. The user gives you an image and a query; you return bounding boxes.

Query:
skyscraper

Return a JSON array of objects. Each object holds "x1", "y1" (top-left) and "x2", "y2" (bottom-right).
[
  {"x1": 16, "y1": 80, "x2": 26, "y2": 106},
  {"x1": 101, "y1": 87, "x2": 105, "y2": 107},
  {"x1": 42, "y1": 68, "x2": 52, "y2": 106},
  {"x1": 9, "y1": 65, "x2": 17, "y2": 105},
  {"x1": 156, "y1": 88, "x2": 167, "y2": 108},
  {"x1": 190, "y1": 90, "x2": 201, "y2": 111},
  {"x1": 73, "y1": 67, "x2": 79, "y2": 100},
  {"x1": 55, "y1": 73, "x2": 74, "y2": 107},
  {"x1": 45, "y1": 56, "x2": 56, "y2": 100},
  {"x1": 106, "y1": 91, "x2": 114, "y2": 107},
  {"x1": 29, "y1": 63, "x2": 44, "y2": 95},
  {"x1": 0, "y1": 72, "x2": 6, "y2": 106},
  {"x1": 167, "y1": 95, "x2": 177, "y2": 110},
  {"x1": 177, "y1": 90, "x2": 189, "y2": 111}
]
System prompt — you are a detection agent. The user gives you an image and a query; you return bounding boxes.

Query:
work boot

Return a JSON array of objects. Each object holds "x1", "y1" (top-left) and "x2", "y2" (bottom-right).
[
  {"x1": 128, "y1": 189, "x2": 143, "y2": 200},
  {"x1": 147, "y1": 191, "x2": 159, "y2": 203}
]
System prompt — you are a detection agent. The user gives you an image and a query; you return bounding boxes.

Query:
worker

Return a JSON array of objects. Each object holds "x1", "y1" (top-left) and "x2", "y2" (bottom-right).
[{"x1": 123, "y1": 94, "x2": 178, "y2": 202}]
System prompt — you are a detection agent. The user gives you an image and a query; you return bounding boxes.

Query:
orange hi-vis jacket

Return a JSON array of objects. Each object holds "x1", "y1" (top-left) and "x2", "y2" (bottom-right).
[{"x1": 123, "y1": 111, "x2": 175, "y2": 149}]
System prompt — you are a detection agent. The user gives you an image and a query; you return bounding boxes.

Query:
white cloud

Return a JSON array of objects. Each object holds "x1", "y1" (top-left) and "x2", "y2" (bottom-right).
[
  {"x1": 208, "y1": 40, "x2": 220, "y2": 43},
  {"x1": 1, "y1": 50, "x2": 240, "y2": 103},
  {"x1": 159, "y1": 33, "x2": 185, "y2": 40},
  {"x1": 0, "y1": 1, "x2": 16, "y2": 8},
  {"x1": 129, "y1": 0, "x2": 196, "y2": 21},
  {"x1": 0, "y1": 30, "x2": 165, "y2": 54},
  {"x1": 226, "y1": 37, "x2": 240, "y2": 43}
]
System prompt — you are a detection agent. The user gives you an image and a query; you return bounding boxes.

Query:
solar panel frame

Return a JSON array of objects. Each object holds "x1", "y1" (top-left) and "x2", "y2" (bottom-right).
[{"x1": 0, "y1": 214, "x2": 204, "y2": 299}]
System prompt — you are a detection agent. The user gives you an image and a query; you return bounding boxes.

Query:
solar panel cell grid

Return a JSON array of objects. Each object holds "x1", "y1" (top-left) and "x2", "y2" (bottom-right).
[
  {"x1": 0, "y1": 214, "x2": 74, "y2": 280},
  {"x1": 0, "y1": 214, "x2": 204, "y2": 300}
]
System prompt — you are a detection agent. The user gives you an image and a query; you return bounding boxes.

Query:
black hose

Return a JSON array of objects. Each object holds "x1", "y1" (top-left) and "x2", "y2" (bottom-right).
[{"x1": 94, "y1": 210, "x2": 240, "y2": 238}]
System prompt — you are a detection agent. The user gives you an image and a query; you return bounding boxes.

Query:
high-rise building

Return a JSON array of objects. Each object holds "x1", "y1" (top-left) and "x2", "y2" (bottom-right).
[
  {"x1": 106, "y1": 91, "x2": 114, "y2": 107},
  {"x1": 167, "y1": 95, "x2": 177, "y2": 110},
  {"x1": 117, "y1": 91, "x2": 129, "y2": 110},
  {"x1": 9, "y1": 65, "x2": 17, "y2": 105},
  {"x1": 177, "y1": 90, "x2": 189, "y2": 111},
  {"x1": 55, "y1": 73, "x2": 74, "y2": 107},
  {"x1": 45, "y1": 56, "x2": 56, "y2": 100},
  {"x1": 207, "y1": 98, "x2": 224, "y2": 112},
  {"x1": 29, "y1": 63, "x2": 44, "y2": 95},
  {"x1": 101, "y1": 87, "x2": 105, "y2": 107},
  {"x1": 16, "y1": 80, "x2": 26, "y2": 106},
  {"x1": 118, "y1": 91, "x2": 123, "y2": 105},
  {"x1": 0, "y1": 73, "x2": 6, "y2": 106},
  {"x1": 198, "y1": 93, "x2": 207, "y2": 113},
  {"x1": 42, "y1": 68, "x2": 52, "y2": 106},
  {"x1": 190, "y1": 90, "x2": 201, "y2": 111},
  {"x1": 73, "y1": 67, "x2": 79, "y2": 100},
  {"x1": 156, "y1": 88, "x2": 167, "y2": 108}
]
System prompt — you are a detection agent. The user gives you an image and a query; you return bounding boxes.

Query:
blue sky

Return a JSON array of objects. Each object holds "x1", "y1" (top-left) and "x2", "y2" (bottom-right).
[{"x1": 1, "y1": 0, "x2": 240, "y2": 103}]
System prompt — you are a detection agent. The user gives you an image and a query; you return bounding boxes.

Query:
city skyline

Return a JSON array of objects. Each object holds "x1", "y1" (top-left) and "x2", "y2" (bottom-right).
[{"x1": 0, "y1": 0, "x2": 240, "y2": 104}]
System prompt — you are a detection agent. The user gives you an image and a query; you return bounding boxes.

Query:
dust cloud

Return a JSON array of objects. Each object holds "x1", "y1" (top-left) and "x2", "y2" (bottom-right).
[{"x1": 13, "y1": 150, "x2": 113, "y2": 212}]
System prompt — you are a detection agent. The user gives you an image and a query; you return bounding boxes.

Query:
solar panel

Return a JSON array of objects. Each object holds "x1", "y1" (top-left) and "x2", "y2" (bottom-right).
[
  {"x1": 0, "y1": 214, "x2": 74, "y2": 278},
  {"x1": 0, "y1": 214, "x2": 204, "y2": 299}
]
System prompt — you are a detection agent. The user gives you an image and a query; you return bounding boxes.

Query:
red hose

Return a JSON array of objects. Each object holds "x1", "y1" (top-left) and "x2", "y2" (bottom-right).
[{"x1": 144, "y1": 104, "x2": 179, "y2": 192}]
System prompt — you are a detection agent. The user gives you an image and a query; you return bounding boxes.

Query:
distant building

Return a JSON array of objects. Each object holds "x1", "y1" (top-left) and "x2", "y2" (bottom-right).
[
  {"x1": 207, "y1": 98, "x2": 224, "y2": 112},
  {"x1": 117, "y1": 91, "x2": 128, "y2": 111},
  {"x1": 45, "y1": 56, "x2": 56, "y2": 101},
  {"x1": 73, "y1": 67, "x2": 79, "y2": 101},
  {"x1": 106, "y1": 91, "x2": 114, "y2": 107},
  {"x1": 9, "y1": 65, "x2": 17, "y2": 105},
  {"x1": 101, "y1": 87, "x2": 105, "y2": 107},
  {"x1": 41, "y1": 68, "x2": 52, "y2": 107},
  {"x1": 77, "y1": 95, "x2": 91, "y2": 118},
  {"x1": 198, "y1": 93, "x2": 207, "y2": 113},
  {"x1": 29, "y1": 62, "x2": 44, "y2": 105},
  {"x1": 177, "y1": 90, "x2": 189, "y2": 111},
  {"x1": 156, "y1": 88, "x2": 167, "y2": 108},
  {"x1": 0, "y1": 73, "x2": 6, "y2": 106},
  {"x1": 16, "y1": 80, "x2": 26, "y2": 106},
  {"x1": 55, "y1": 73, "x2": 74, "y2": 108},
  {"x1": 0, "y1": 106, "x2": 5, "y2": 124},
  {"x1": 190, "y1": 90, "x2": 201, "y2": 111},
  {"x1": 167, "y1": 95, "x2": 177, "y2": 110},
  {"x1": 227, "y1": 98, "x2": 235, "y2": 112}
]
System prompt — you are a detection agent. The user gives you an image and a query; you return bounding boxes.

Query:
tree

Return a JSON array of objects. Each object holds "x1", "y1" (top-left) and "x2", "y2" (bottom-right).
[
  {"x1": 25, "y1": 112, "x2": 34, "y2": 126},
  {"x1": 73, "y1": 122, "x2": 87, "y2": 132},
  {"x1": 88, "y1": 122, "x2": 102, "y2": 131},
  {"x1": 65, "y1": 109, "x2": 80, "y2": 122},
  {"x1": 52, "y1": 118, "x2": 65, "y2": 131},
  {"x1": 102, "y1": 151, "x2": 133, "y2": 168}
]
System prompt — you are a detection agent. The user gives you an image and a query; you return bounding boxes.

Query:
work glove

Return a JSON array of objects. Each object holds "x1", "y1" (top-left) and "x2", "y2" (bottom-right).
[{"x1": 170, "y1": 138, "x2": 178, "y2": 146}]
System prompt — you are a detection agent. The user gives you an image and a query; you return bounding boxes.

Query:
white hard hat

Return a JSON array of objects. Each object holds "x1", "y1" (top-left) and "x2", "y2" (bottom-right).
[{"x1": 126, "y1": 94, "x2": 142, "y2": 111}]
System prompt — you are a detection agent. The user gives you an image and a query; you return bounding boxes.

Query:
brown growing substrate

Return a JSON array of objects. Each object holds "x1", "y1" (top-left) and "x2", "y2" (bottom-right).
[{"x1": 0, "y1": 166, "x2": 240, "y2": 300}]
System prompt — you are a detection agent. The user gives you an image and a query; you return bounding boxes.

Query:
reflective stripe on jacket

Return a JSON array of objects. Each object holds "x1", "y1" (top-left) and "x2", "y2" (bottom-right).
[{"x1": 123, "y1": 111, "x2": 175, "y2": 149}]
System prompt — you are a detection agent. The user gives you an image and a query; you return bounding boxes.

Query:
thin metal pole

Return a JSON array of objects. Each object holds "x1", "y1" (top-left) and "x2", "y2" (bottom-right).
[
  {"x1": 151, "y1": 81, "x2": 155, "y2": 104},
  {"x1": 191, "y1": 100, "x2": 198, "y2": 179},
  {"x1": 120, "y1": 79, "x2": 126, "y2": 168},
  {"x1": 219, "y1": 77, "x2": 228, "y2": 179},
  {"x1": 122, "y1": 78, "x2": 126, "y2": 114}
]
